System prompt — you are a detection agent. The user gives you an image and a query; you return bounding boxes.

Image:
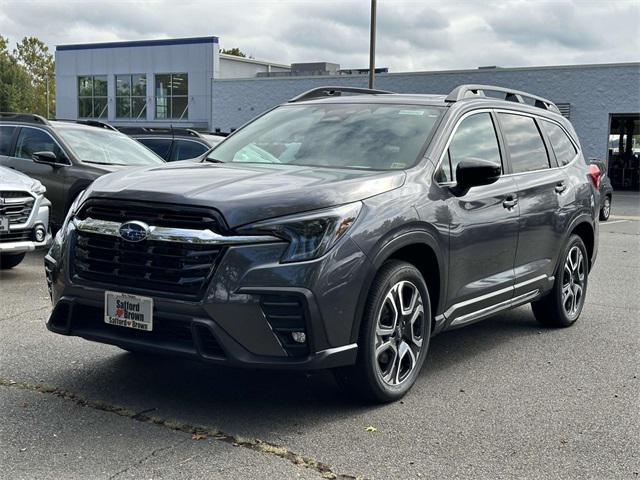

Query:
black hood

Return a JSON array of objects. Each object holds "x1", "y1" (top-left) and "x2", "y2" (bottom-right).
[{"x1": 86, "y1": 161, "x2": 406, "y2": 227}]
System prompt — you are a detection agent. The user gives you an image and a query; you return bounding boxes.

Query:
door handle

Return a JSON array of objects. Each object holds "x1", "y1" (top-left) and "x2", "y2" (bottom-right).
[
  {"x1": 503, "y1": 195, "x2": 518, "y2": 209},
  {"x1": 555, "y1": 182, "x2": 567, "y2": 193}
]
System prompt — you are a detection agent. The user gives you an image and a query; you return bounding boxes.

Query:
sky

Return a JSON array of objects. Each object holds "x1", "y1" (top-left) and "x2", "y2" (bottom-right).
[{"x1": 1, "y1": 0, "x2": 639, "y2": 72}]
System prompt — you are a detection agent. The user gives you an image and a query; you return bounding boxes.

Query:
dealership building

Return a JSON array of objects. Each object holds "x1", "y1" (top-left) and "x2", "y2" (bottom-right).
[{"x1": 55, "y1": 35, "x2": 640, "y2": 190}]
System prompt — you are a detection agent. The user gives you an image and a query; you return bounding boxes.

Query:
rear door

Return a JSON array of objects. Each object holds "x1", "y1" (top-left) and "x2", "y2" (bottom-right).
[
  {"x1": 170, "y1": 139, "x2": 209, "y2": 161},
  {"x1": 432, "y1": 111, "x2": 520, "y2": 327},
  {"x1": 136, "y1": 137, "x2": 172, "y2": 160},
  {"x1": 497, "y1": 112, "x2": 569, "y2": 296}
]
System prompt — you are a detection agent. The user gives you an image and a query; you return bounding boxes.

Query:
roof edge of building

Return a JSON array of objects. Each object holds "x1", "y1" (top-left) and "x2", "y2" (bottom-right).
[
  {"x1": 56, "y1": 36, "x2": 219, "y2": 52},
  {"x1": 212, "y1": 61, "x2": 640, "y2": 81},
  {"x1": 219, "y1": 53, "x2": 290, "y2": 69}
]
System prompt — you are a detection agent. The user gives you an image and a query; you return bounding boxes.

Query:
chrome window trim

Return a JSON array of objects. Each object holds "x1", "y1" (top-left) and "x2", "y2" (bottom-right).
[
  {"x1": 432, "y1": 107, "x2": 582, "y2": 186},
  {"x1": 73, "y1": 217, "x2": 282, "y2": 246},
  {"x1": 3, "y1": 124, "x2": 72, "y2": 166}
]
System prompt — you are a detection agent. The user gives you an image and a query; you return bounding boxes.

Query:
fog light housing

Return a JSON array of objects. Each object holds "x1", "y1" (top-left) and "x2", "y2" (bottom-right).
[
  {"x1": 34, "y1": 226, "x2": 46, "y2": 242},
  {"x1": 291, "y1": 331, "x2": 306, "y2": 344}
]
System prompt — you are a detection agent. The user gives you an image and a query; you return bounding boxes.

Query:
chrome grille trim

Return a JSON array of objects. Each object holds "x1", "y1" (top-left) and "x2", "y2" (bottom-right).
[{"x1": 73, "y1": 217, "x2": 281, "y2": 245}]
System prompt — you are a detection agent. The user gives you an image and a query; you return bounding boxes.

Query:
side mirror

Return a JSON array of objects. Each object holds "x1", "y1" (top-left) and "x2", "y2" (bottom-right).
[
  {"x1": 452, "y1": 158, "x2": 501, "y2": 195},
  {"x1": 32, "y1": 151, "x2": 61, "y2": 166}
]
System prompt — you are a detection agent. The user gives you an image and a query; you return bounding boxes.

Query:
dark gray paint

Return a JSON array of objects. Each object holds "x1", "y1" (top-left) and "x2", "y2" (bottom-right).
[{"x1": 46, "y1": 94, "x2": 600, "y2": 369}]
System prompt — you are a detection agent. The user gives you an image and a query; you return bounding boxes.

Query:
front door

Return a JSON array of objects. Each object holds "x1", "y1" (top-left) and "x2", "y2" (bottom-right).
[
  {"x1": 0, "y1": 126, "x2": 71, "y2": 225},
  {"x1": 432, "y1": 111, "x2": 520, "y2": 327}
]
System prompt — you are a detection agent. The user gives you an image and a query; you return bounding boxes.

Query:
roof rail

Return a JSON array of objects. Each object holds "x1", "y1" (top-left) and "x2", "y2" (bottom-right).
[
  {"x1": 0, "y1": 112, "x2": 50, "y2": 125},
  {"x1": 55, "y1": 119, "x2": 119, "y2": 131},
  {"x1": 116, "y1": 126, "x2": 202, "y2": 138},
  {"x1": 445, "y1": 84, "x2": 561, "y2": 114},
  {"x1": 289, "y1": 86, "x2": 395, "y2": 103},
  {"x1": 75, "y1": 119, "x2": 119, "y2": 131}
]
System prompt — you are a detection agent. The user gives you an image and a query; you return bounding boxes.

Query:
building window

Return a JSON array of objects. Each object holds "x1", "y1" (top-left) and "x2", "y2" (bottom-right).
[
  {"x1": 116, "y1": 74, "x2": 147, "y2": 119},
  {"x1": 78, "y1": 75, "x2": 107, "y2": 118},
  {"x1": 155, "y1": 73, "x2": 188, "y2": 119}
]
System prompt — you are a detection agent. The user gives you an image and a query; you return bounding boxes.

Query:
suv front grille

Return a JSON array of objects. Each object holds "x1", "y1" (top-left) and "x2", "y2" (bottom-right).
[
  {"x1": 0, "y1": 191, "x2": 34, "y2": 225},
  {"x1": 73, "y1": 231, "x2": 224, "y2": 299},
  {"x1": 72, "y1": 200, "x2": 228, "y2": 299},
  {"x1": 77, "y1": 199, "x2": 224, "y2": 232}
]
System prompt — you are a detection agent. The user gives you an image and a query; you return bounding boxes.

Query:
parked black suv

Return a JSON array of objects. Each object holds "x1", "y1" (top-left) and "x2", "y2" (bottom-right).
[
  {"x1": 45, "y1": 85, "x2": 600, "y2": 402},
  {"x1": 0, "y1": 114, "x2": 165, "y2": 229},
  {"x1": 119, "y1": 127, "x2": 225, "y2": 161}
]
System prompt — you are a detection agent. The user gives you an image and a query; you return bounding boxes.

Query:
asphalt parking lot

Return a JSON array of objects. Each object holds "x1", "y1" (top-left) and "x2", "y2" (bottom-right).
[{"x1": 1, "y1": 194, "x2": 638, "y2": 480}]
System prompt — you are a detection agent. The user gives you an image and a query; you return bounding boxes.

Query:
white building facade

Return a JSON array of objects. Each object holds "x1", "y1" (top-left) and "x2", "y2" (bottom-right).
[{"x1": 55, "y1": 36, "x2": 289, "y2": 130}]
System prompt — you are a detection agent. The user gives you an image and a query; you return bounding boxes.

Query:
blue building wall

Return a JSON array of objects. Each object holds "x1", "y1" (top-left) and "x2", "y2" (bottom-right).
[{"x1": 211, "y1": 63, "x2": 640, "y2": 161}]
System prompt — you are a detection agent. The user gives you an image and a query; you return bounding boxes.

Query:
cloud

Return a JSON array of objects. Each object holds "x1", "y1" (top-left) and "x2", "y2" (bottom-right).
[{"x1": 0, "y1": 0, "x2": 638, "y2": 72}]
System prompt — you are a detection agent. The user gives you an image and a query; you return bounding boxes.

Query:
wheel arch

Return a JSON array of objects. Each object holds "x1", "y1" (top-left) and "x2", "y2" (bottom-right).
[
  {"x1": 350, "y1": 228, "x2": 447, "y2": 343},
  {"x1": 565, "y1": 216, "x2": 595, "y2": 271}
]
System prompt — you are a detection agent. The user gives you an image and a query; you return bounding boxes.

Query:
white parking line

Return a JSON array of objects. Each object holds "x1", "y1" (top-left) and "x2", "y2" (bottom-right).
[{"x1": 605, "y1": 220, "x2": 629, "y2": 225}]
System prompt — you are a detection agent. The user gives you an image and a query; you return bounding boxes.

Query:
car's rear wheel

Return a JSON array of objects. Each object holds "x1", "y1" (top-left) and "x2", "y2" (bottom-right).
[
  {"x1": 600, "y1": 195, "x2": 611, "y2": 221},
  {"x1": 0, "y1": 253, "x2": 26, "y2": 270},
  {"x1": 334, "y1": 260, "x2": 431, "y2": 403},
  {"x1": 531, "y1": 234, "x2": 588, "y2": 327}
]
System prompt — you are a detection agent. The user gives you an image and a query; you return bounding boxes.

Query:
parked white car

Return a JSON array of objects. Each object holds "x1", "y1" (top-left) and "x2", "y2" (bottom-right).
[{"x1": 0, "y1": 166, "x2": 52, "y2": 269}]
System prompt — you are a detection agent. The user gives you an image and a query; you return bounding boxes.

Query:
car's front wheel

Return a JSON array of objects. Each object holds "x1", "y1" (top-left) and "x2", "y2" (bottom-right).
[
  {"x1": 0, "y1": 253, "x2": 26, "y2": 270},
  {"x1": 531, "y1": 234, "x2": 588, "y2": 327},
  {"x1": 334, "y1": 260, "x2": 431, "y2": 403}
]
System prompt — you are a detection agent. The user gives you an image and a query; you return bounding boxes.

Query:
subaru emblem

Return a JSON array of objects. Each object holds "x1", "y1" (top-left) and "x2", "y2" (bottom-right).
[{"x1": 119, "y1": 221, "x2": 149, "y2": 242}]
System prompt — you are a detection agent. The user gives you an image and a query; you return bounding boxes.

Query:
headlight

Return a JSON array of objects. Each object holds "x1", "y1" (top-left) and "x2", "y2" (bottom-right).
[
  {"x1": 31, "y1": 181, "x2": 46, "y2": 195},
  {"x1": 60, "y1": 190, "x2": 87, "y2": 235},
  {"x1": 238, "y1": 202, "x2": 362, "y2": 263}
]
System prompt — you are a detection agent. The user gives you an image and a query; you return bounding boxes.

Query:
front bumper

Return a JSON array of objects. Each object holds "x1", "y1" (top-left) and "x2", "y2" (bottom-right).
[
  {"x1": 45, "y1": 223, "x2": 368, "y2": 370},
  {"x1": 0, "y1": 199, "x2": 51, "y2": 254}
]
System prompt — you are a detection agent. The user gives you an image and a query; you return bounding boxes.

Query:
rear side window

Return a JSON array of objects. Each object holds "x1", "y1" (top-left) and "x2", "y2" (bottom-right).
[
  {"x1": 436, "y1": 112, "x2": 501, "y2": 182},
  {"x1": 138, "y1": 138, "x2": 171, "y2": 160},
  {"x1": 15, "y1": 128, "x2": 64, "y2": 160},
  {"x1": 498, "y1": 113, "x2": 549, "y2": 173},
  {"x1": 171, "y1": 139, "x2": 208, "y2": 161},
  {"x1": 0, "y1": 126, "x2": 16, "y2": 155},
  {"x1": 540, "y1": 120, "x2": 577, "y2": 166}
]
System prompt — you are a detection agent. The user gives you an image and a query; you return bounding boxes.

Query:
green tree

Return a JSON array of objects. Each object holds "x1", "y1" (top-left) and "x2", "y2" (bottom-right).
[
  {"x1": 0, "y1": 36, "x2": 36, "y2": 113},
  {"x1": 221, "y1": 47, "x2": 246, "y2": 58},
  {"x1": 14, "y1": 36, "x2": 55, "y2": 117}
]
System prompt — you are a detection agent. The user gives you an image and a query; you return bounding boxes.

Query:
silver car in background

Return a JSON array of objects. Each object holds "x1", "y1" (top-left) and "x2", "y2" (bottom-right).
[{"x1": 0, "y1": 166, "x2": 52, "y2": 269}]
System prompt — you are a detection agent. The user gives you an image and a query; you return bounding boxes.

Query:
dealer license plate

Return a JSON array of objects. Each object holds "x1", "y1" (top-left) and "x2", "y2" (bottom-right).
[
  {"x1": 0, "y1": 216, "x2": 8, "y2": 233},
  {"x1": 104, "y1": 291, "x2": 153, "y2": 331}
]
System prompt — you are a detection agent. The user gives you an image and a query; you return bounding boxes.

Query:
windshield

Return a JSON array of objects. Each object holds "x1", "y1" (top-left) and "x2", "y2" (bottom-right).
[
  {"x1": 56, "y1": 126, "x2": 165, "y2": 166},
  {"x1": 206, "y1": 103, "x2": 443, "y2": 170}
]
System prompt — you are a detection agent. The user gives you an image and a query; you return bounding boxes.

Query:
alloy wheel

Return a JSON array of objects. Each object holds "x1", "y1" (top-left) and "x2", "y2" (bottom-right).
[
  {"x1": 374, "y1": 280, "x2": 425, "y2": 386},
  {"x1": 562, "y1": 246, "x2": 585, "y2": 318},
  {"x1": 602, "y1": 197, "x2": 611, "y2": 218}
]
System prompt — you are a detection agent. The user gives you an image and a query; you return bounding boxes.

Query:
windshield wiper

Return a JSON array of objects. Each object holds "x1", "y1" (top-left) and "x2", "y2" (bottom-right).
[
  {"x1": 204, "y1": 157, "x2": 225, "y2": 164},
  {"x1": 82, "y1": 160, "x2": 125, "y2": 165}
]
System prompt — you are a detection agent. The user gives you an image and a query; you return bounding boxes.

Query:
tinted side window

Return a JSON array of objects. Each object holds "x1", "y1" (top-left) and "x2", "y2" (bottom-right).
[
  {"x1": 436, "y1": 112, "x2": 501, "y2": 182},
  {"x1": 0, "y1": 126, "x2": 16, "y2": 155},
  {"x1": 171, "y1": 139, "x2": 208, "y2": 161},
  {"x1": 15, "y1": 128, "x2": 63, "y2": 160},
  {"x1": 137, "y1": 138, "x2": 172, "y2": 160},
  {"x1": 499, "y1": 113, "x2": 549, "y2": 173},
  {"x1": 541, "y1": 120, "x2": 577, "y2": 166}
]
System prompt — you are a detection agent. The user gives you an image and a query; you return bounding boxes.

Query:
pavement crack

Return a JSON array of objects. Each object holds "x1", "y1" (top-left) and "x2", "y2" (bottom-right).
[
  {"x1": 108, "y1": 439, "x2": 186, "y2": 479},
  {"x1": 0, "y1": 378, "x2": 364, "y2": 480}
]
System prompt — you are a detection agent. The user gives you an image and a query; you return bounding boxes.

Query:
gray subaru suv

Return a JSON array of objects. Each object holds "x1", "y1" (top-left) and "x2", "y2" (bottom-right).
[{"x1": 45, "y1": 85, "x2": 600, "y2": 402}]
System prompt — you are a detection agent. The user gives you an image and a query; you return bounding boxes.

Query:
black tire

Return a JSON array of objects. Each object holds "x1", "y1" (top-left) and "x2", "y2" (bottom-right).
[
  {"x1": 334, "y1": 260, "x2": 431, "y2": 403},
  {"x1": 0, "y1": 253, "x2": 26, "y2": 270},
  {"x1": 531, "y1": 234, "x2": 588, "y2": 328},
  {"x1": 599, "y1": 195, "x2": 611, "y2": 221}
]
